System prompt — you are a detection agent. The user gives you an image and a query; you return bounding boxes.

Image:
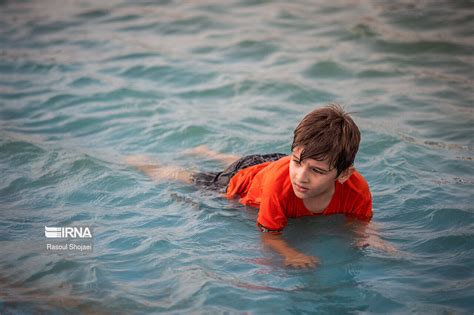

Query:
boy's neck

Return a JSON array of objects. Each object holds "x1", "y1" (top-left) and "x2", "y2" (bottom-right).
[{"x1": 302, "y1": 183, "x2": 336, "y2": 213}]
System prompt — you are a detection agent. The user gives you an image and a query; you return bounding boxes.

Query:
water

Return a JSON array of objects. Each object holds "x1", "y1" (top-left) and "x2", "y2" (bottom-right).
[{"x1": 1, "y1": 0, "x2": 473, "y2": 313}]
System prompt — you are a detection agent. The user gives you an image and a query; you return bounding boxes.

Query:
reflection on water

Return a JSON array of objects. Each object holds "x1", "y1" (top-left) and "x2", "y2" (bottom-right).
[{"x1": 0, "y1": 0, "x2": 473, "y2": 313}]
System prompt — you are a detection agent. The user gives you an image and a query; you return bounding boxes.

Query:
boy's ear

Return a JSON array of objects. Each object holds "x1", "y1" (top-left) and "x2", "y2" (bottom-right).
[{"x1": 337, "y1": 166, "x2": 355, "y2": 184}]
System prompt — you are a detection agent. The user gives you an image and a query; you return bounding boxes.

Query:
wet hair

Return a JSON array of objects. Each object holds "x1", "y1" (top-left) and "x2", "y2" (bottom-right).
[{"x1": 291, "y1": 103, "x2": 360, "y2": 177}]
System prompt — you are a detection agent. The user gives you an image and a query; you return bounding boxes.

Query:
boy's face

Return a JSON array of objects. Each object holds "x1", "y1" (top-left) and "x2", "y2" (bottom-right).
[{"x1": 289, "y1": 146, "x2": 340, "y2": 200}]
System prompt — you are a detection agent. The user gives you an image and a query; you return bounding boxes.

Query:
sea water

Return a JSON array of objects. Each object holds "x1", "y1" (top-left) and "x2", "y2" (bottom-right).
[{"x1": 0, "y1": 0, "x2": 473, "y2": 313}]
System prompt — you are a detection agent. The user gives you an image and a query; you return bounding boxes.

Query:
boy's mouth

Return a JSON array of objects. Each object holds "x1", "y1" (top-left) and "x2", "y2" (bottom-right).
[{"x1": 294, "y1": 182, "x2": 309, "y2": 193}]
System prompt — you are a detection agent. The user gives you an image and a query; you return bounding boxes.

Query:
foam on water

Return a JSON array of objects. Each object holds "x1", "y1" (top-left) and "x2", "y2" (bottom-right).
[{"x1": 1, "y1": 0, "x2": 473, "y2": 313}]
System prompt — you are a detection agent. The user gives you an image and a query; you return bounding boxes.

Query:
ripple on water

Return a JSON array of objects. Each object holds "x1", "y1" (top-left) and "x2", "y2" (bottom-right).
[
  {"x1": 103, "y1": 52, "x2": 162, "y2": 63},
  {"x1": 69, "y1": 77, "x2": 103, "y2": 88},
  {"x1": 107, "y1": 235, "x2": 147, "y2": 250},
  {"x1": 222, "y1": 40, "x2": 280, "y2": 62},
  {"x1": 120, "y1": 65, "x2": 217, "y2": 87},
  {"x1": 101, "y1": 13, "x2": 141, "y2": 24},
  {"x1": 412, "y1": 233, "x2": 473, "y2": 255},
  {"x1": 75, "y1": 9, "x2": 110, "y2": 20},
  {"x1": 303, "y1": 60, "x2": 353, "y2": 80},
  {"x1": 0, "y1": 0, "x2": 473, "y2": 313}
]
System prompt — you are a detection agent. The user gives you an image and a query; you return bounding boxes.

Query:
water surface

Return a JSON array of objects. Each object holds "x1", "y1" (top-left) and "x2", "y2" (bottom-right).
[{"x1": 0, "y1": 0, "x2": 473, "y2": 313}]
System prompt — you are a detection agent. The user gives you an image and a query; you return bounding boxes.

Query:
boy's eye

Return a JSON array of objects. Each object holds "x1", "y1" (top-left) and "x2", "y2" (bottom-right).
[
  {"x1": 312, "y1": 168, "x2": 323, "y2": 174},
  {"x1": 292, "y1": 159, "x2": 301, "y2": 165}
]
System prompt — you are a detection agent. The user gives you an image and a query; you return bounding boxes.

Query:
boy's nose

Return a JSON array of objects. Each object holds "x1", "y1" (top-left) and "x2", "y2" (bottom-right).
[{"x1": 296, "y1": 169, "x2": 309, "y2": 183}]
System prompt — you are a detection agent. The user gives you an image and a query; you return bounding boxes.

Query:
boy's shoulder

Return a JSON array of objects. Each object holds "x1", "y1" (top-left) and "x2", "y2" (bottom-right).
[
  {"x1": 344, "y1": 169, "x2": 371, "y2": 201},
  {"x1": 227, "y1": 155, "x2": 290, "y2": 200},
  {"x1": 349, "y1": 169, "x2": 369, "y2": 186},
  {"x1": 259, "y1": 155, "x2": 291, "y2": 184},
  {"x1": 250, "y1": 155, "x2": 293, "y2": 199}
]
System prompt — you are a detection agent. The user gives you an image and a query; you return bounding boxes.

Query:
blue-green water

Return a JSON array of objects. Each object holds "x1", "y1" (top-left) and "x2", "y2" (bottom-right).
[{"x1": 1, "y1": 0, "x2": 473, "y2": 313}]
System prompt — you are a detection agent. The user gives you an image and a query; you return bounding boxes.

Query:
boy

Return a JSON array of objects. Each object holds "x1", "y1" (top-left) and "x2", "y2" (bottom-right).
[{"x1": 126, "y1": 104, "x2": 396, "y2": 268}]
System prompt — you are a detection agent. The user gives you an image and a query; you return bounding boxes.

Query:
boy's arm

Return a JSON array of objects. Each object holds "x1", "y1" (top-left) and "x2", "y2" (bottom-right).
[
  {"x1": 347, "y1": 191, "x2": 398, "y2": 253},
  {"x1": 260, "y1": 232, "x2": 319, "y2": 268},
  {"x1": 257, "y1": 193, "x2": 319, "y2": 268}
]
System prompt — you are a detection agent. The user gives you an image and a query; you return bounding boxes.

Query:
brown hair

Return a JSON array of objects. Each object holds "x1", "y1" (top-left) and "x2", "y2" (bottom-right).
[{"x1": 291, "y1": 103, "x2": 360, "y2": 176}]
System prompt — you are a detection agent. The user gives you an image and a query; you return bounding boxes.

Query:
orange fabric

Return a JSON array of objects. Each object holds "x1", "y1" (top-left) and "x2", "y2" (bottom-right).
[{"x1": 226, "y1": 156, "x2": 372, "y2": 232}]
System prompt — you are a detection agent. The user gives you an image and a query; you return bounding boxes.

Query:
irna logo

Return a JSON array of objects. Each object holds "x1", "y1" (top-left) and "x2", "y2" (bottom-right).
[{"x1": 44, "y1": 226, "x2": 92, "y2": 239}]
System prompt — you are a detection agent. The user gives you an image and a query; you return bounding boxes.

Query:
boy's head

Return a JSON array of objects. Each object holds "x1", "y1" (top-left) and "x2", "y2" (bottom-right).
[{"x1": 291, "y1": 104, "x2": 360, "y2": 177}]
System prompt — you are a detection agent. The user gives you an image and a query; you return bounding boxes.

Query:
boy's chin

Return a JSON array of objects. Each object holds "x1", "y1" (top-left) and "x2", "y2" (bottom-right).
[{"x1": 292, "y1": 187, "x2": 309, "y2": 199}]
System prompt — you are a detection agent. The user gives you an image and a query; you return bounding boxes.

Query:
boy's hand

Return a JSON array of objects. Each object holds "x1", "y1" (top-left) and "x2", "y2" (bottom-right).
[
  {"x1": 284, "y1": 252, "x2": 319, "y2": 269},
  {"x1": 355, "y1": 235, "x2": 398, "y2": 254},
  {"x1": 348, "y1": 220, "x2": 399, "y2": 254},
  {"x1": 260, "y1": 232, "x2": 319, "y2": 268}
]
